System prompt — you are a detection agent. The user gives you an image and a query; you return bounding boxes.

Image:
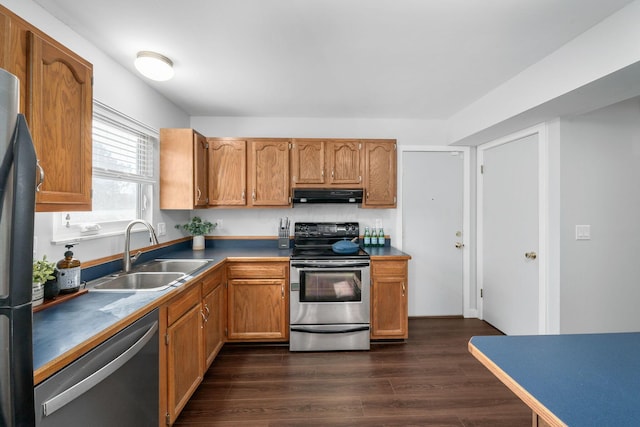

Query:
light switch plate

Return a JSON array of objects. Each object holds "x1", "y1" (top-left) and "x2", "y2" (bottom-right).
[
  {"x1": 157, "y1": 222, "x2": 166, "y2": 236},
  {"x1": 575, "y1": 224, "x2": 591, "y2": 240}
]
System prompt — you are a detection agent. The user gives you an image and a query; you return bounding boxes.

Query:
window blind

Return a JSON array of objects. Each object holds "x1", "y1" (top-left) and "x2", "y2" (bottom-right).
[{"x1": 92, "y1": 103, "x2": 156, "y2": 183}]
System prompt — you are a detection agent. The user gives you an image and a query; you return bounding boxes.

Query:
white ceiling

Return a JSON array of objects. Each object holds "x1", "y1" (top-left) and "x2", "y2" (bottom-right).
[{"x1": 34, "y1": 0, "x2": 634, "y2": 119}]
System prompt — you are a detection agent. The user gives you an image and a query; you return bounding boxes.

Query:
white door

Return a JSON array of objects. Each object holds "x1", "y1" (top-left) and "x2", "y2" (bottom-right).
[
  {"x1": 480, "y1": 133, "x2": 540, "y2": 335},
  {"x1": 403, "y1": 150, "x2": 465, "y2": 316}
]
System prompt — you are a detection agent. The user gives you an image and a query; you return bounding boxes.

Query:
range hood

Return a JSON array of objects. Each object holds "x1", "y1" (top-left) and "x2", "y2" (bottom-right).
[{"x1": 292, "y1": 188, "x2": 363, "y2": 205}]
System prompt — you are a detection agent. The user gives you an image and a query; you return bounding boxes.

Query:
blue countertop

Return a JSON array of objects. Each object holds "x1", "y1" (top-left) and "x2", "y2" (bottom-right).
[
  {"x1": 469, "y1": 333, "x2": 640, "y2": 427},
  {"x1": 33, "y1": 239, "x2": 410, "y2": 380}
]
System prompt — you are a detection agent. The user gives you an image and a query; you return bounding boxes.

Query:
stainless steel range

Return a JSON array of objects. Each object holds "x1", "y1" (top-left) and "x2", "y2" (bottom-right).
[{"x1": 289, "y1": 222, "x2": 370, "y2": 351}]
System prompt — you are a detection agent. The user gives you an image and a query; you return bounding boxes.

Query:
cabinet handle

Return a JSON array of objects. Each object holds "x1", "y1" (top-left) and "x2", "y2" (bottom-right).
[
  {"x1": 252, "y1": 189, "x2": 256, "y2": 201},
  {"x1": 200, "y1": 310, "x2": 207, "y2": 326},
  {"x1": 204, "y1": 303, "x2": 210, "y2": 319},
  {"x1": 196, "y1": 188, "x2": 202, "y2": 202},
  {"x1": 36, "y1": 160, "x2": 45, "y2": 192},
  {"x1": 331, "y1": 170, "x2": 334, "y2": 179},
  {"x1": 402, "y1": 282, "x2": 406, "y2": 297},
  {"x1": 281, "y1": 284, "x2": 284, "y2": 299},
  {"x1": 241, "y1": 190, "x2": 245, "y2": 201}
]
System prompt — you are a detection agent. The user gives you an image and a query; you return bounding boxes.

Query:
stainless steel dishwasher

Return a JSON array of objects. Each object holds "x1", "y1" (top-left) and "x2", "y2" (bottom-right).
[{"x1": 34, "y1": 308, "x2": 159, "y2": 427}]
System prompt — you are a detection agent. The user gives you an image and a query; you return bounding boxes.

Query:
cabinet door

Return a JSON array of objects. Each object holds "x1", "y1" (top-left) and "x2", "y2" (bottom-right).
[
  {"x1": 167, "y1": 303, "x2": 204, "y2": 424},
  {"x1": 160, "y1": 128, "x2": 207, "y2": 209},
  {"x1": 194, "y1": 131, "x2": 208, "y2": 207},
  {"x1": 291, "y1": 139, "x2": 325, "y2": 186},
  {"x1": 327, "y1": 140, "x2": 362, "y2": 186},
  {"x1": 248, "y1": 139, "x2": 290, "y2": 206},
  {"x1": 202, "y1": 268, "x2": 225, "y2": 370},
  {"x1": 363, "y1": 140, "x2": 397, "y2": 208},
  {"x1": 227, "y1": 278, "x2": 287, "y2": 340},
  {"x1": 28, "y1": 32, "x2": 93, "y2": 212},
  {"x1": 208, "y1": 138, "x2": 247, "y2": 206},
  {"x1": 371, "y1": 260, "x2": 408, "y2": 339}
]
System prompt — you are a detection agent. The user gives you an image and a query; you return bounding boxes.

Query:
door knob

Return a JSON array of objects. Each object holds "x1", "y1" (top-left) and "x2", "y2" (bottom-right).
[
  {"x1": 455, "y1": 242, "x2": 464, "y2": 249},
  {"x1": 525, "y1": 251, "x2": 537, "y2": 260}
]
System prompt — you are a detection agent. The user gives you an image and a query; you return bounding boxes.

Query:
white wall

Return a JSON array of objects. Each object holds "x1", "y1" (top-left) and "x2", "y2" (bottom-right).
[
  {"x1": 559, "y1": 97, "x2": 640, "y2": 333},
  {"x1": 3, "y1": 0, "x2": 192, "y2": 263},
  {"x1": 447, "y1": 0, "x2": 640, "y2": 146}
]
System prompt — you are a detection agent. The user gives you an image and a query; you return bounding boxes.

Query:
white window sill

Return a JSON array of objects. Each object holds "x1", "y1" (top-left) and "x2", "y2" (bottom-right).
[{"x1": 51, "y1": 228, "x2": 149, "y2": 246}]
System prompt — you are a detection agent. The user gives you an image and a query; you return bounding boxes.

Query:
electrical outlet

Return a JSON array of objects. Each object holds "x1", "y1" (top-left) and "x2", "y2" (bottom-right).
[
  {"x1": 157, "y1": 222, "x2": 166, "y2": 236},
  {"x1": 216, "y1": 219, "x2": 223, "y2": 230}
]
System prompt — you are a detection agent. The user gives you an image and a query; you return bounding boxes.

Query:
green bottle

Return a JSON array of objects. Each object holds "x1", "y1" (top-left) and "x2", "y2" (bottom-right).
[
  {"x1": 363, "y1": 227, "x2": 371, "y2": 247},
  {"x1": 378, "y1": 228, "x2": 385, "y2": 247}
]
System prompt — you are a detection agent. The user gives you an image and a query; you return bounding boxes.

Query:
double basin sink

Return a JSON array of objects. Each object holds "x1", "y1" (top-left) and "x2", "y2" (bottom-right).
[{"x1": 89, "y1": 259, "x2": 213, "y2": 292}]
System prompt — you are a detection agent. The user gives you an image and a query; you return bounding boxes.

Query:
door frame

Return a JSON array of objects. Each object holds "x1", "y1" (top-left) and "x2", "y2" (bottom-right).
[
  {"x1": 477, "y1": 123, "x2": 550, "y2": 334},
  {"x1": 397, "y1": 145, "x2": 473, "y2": 317}
]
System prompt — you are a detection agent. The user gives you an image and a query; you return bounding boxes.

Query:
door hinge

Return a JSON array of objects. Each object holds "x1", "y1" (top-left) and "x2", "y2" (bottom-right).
[
  {"x1": 165, "y1": 413, "x2": 171, "y2": 425},
  {"x1": 480, "y1": 165, "x2": 484, "y2": 174},
  {"x1": 480, "y1": 289, "x2": 483, "y2": 298},
  {"x1": 394, "y1": 143, "x2": 397, "y2": 151}
]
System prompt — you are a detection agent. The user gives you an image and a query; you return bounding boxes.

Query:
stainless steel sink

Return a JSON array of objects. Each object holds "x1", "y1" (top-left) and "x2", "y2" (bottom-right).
[
  {"x1": 133, "y1": 259, "x2": 212, "y2": 274},
  {"x1": 91, "y1": 272, "x2": 185, "y2": 292},
  {"x1": 89, "y1": 258, "x2": 214, "y2": 292}
]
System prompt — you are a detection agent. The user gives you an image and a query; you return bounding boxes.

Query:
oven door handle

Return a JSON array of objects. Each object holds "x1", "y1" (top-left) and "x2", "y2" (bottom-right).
[
  {"x1": 290, "y1": 262, "x2": 370, "y2": 269},
  {"x1": 290, "y1": 326, "x2": 370, "y2": 334}
]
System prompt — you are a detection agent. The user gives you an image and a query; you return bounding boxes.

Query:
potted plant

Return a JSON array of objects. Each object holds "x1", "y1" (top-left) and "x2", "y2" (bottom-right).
[
  {"x1": 33, "y1": 255, "x2": 56, "y2": 306},
  {"x1": 175, "y1": 217, "x2": 216, "y2": 250}
]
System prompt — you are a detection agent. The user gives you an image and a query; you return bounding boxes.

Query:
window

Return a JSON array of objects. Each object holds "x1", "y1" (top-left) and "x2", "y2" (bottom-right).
[{"x1": 52, "y1": 102, "x2": 158, "y2": 242}]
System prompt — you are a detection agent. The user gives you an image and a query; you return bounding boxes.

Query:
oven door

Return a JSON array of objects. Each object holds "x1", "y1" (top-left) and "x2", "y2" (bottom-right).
[{"x1": 290, "y1": 261, "x2": 370, "y2": 325}]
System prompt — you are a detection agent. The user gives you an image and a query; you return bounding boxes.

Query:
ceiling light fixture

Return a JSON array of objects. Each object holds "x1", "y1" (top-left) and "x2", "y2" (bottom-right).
[{"x1": 134, "y1": 51, "x2": 174, "y2": 81}]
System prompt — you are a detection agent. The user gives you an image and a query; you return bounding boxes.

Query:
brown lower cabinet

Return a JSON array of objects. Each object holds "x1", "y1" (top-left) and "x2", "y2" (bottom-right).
[
  {"x1": 162, "y1": 264, "x2": 225, "y2": 425},
  {"x1": 226, "y1": 261, "x2": 289, "y2": 341},
  {"x1": 370, "y1": 258, "x2": 409, "y2": 339}
]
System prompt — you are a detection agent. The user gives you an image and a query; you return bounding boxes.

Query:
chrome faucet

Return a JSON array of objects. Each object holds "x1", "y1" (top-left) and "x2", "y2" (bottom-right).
[{"x1": 123, "y1": 219, "x2": 159, "y2": 273}]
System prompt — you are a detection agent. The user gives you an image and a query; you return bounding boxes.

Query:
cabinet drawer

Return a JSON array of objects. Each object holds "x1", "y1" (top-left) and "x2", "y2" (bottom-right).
[
  {"x1": 168, "y1": 285, "x2": 201, "y2": 325},
  {"x1": 227, "y1": 262, "x2": 287, "y2": 279},
  {"x1": 202, "y1": 266, "x2": 223, "y2": 295},
  {"x1": 372, "y1": 260, "x2": 407, "y2": 277}
]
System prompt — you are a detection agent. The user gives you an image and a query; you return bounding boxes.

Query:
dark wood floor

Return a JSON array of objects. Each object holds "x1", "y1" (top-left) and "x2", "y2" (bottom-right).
[{"x1": 174, "y1": 318, "x2": 531, "y2": 426}]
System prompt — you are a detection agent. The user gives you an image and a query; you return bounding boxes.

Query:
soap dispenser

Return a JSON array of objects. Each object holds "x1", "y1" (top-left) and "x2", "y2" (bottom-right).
[{"x1": 57, "y1": 244, "x2": 81, "y2": 293}]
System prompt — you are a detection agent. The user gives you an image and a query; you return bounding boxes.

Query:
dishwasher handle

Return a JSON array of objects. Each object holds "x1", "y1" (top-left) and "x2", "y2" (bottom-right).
[{"x1": 41, "y1": 320, "x2": 158, "y2": 417}]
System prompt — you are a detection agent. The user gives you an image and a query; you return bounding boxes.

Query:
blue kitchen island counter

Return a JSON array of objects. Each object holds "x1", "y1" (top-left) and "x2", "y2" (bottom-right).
[{"x1": 469, "y1": 333, "x2": 640, "y2": 427}]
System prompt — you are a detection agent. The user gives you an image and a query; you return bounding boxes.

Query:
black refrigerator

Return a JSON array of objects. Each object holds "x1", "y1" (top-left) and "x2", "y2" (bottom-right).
[{"x1": 0, "y1": 68, "x2": 38, "y2": 426}]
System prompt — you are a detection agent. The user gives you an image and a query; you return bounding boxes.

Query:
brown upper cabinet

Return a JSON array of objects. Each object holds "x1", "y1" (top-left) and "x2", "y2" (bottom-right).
[
  {"x1": 362, "y1": 140, "x2": 397, "y2": 208},
  {"x1": 290, "y1": 139, "x2": 325, "y2": 185},
  {"x1": 247, "y1": 139, "x2": 290, "y2": 207},
  {"x1": 1, "y1": 6, "x2": 93, "y2": 212},
  {"x1": 208, "y1": 138, "x2": 247, "y2": 207},
  {"x1": 160, "y1": 128, "x2": 208, "y2": 209},
  {"x1": 291, "y1": 139, "x2": 364, "y2": 188},
  {"x1": 161, "y1": 129, "x2": 396, "y2": 210},
  {"x1": 207, "y1": 138, "x2": 290, "y2": 208}
]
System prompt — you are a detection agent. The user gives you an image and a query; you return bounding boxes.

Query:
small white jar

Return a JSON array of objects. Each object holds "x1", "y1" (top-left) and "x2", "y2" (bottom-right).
[{"x1": 32, "y1": 282, "x2": 44, "y2": 307}]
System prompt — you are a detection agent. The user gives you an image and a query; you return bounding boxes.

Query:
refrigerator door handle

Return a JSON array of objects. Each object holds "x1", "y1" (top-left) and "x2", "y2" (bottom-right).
[{"x1": 36, "y1": 159, "x2": 44, "y2": 192}]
